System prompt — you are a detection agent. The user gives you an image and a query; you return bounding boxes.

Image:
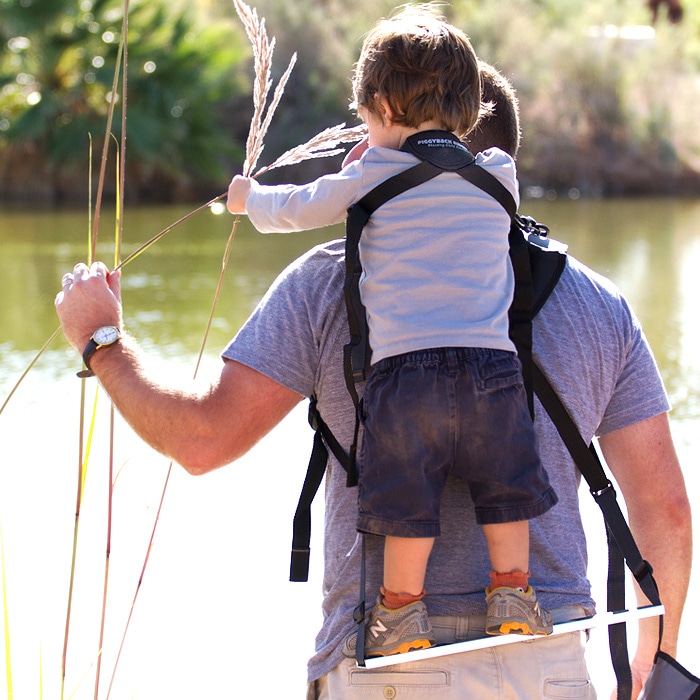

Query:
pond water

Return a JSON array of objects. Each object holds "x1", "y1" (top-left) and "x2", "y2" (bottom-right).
[{"x1": 0, "y1": 198, "x2": 698, "y2": 698}]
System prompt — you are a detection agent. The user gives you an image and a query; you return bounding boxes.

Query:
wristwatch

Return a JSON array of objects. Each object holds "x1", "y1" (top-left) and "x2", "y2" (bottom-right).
[{"x1": 77, "y1": 325, "x2": 121, "y2": 378}]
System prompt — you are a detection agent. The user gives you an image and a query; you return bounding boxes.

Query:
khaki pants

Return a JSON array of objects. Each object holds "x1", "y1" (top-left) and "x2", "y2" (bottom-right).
[{"x1": 307, "y1": 611, "x2": 596, "y2": 700}]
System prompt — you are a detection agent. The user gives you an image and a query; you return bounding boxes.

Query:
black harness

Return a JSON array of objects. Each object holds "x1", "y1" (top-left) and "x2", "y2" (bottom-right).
[{"x1": 288, "y1": 130, "x2": 671, "y2": 697}]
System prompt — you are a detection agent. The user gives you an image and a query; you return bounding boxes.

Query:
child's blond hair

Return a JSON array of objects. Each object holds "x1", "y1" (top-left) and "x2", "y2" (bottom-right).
[{"x1": 352, "y1": 6, "x2": 483, "y2": 139}]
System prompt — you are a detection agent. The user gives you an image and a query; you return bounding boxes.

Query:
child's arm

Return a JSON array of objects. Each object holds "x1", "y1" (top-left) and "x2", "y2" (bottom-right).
[
  {"x1": 227, "y1": 157, "x2": 365, "y2": 232},
  {"x1": 227, "y1": 175, "x2": 253, "y2": 215}
]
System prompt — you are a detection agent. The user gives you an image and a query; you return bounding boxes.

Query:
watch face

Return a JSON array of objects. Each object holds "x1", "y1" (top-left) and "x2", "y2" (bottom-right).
[{"x1": 93, "y1": 326, "x2": 120, "y2": 345}]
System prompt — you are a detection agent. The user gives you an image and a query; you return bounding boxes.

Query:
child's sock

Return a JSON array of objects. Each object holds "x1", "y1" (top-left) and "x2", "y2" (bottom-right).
[
  {"x1": 380, "y1": 586, "x2": 426, "y2": 609},
  {"x1": 488, "y1": 569, "x2": 530, "y2": 592}
]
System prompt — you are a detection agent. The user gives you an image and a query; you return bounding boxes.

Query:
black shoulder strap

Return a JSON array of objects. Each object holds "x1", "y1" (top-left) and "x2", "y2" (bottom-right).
[
  {"x1": 343, "y1": 161, "x2": 442, "y2": 391},
  {"x1": 344, "y1": 130, "x2": 519, "y2": 426},
  {"x1": 291, "y1": 132, "x2": 564, "y2": 584},
  {"x1": 532, "y1": 362, "x2": 662, "y2": 700},
  {"x1": 343, "y1": 131, "x2": 484, "y2": 393},
  {"x1": 290, "y1": 397, "x2": 349, "y2": 582}
]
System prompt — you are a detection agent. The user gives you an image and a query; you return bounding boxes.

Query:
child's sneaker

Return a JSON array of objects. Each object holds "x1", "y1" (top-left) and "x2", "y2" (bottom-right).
[
  {"x1": 485, "y1": 586, "x2": 553, "y2": 636},
  {"x1": 342, "y1": 599, "x2": 436, "y2": 658}
]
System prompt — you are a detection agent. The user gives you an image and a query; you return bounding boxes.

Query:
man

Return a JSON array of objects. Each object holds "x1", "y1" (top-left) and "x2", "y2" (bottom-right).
[{"x1": 55, "y1": 64, "x2": 691, "y2": 699}]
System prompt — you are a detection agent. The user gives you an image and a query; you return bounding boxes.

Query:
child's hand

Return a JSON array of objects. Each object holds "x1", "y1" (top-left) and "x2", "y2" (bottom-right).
[
  {"x1": 227, "y1": 175, "x2": 252, "y2": 214},
  {"x1": 342, "y1": 136, "x2": 369, "y2": 168}
]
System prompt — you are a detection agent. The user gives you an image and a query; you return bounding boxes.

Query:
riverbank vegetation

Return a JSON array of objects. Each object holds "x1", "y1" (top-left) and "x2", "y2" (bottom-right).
[{"x1": 2, "y1": 0, "x2": 700, "y2": 203}]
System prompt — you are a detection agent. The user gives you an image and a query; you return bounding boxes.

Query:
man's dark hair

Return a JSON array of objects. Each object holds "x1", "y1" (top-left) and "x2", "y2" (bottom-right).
[{"x1": 464, "y1": 61, "x2": 521, "y2": 158}]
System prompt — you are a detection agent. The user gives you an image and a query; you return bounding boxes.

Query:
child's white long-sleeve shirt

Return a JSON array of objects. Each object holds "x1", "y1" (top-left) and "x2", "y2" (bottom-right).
[{"x1": 246, "y1": 144, "x2": 519, "y2": 363}]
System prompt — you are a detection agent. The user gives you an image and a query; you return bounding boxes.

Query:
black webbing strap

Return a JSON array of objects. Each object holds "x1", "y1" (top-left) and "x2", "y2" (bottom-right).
[
  {"x1": 295, "y1": 231, "x2": 564, "y2": 584},
  {"x1": 532, "y1": 362, "x2": 663, "y2": 700},
  {"x1": 608, "y1": 526, "x2": 632, "y2": 700},
  {"x1": 353, "y1": 534, "x2": 368, "y2": 666},
  {"x1": 343, "y1": 138, "x2": 523, "y2": 471},
  {"x1": 507, "y1": 219, "x2": 535, "y2": 416},
  {"x1": 532, "y1": 363, "x2": 661, "y2": 602},
  {"x1": 343, "y1": 160, "x2": 446, "y2": 482},
  {"x1": 455, "y1": 161, "x2": 516, "y2": 219},
  {"x1": 452, "y1": 162, "x2": 536, "y2": 415},
  {"x1": 290, "y1": 398, "x2": 350, "y2": 582},
  {"x1": 343, "y1": 160, "x2": 444, "y2": 387}
]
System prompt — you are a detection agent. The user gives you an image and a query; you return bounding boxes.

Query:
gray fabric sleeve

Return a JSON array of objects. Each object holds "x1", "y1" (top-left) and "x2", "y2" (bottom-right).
[{"x1": 221, "y1": 242, "x2": 344, "y2": 398}]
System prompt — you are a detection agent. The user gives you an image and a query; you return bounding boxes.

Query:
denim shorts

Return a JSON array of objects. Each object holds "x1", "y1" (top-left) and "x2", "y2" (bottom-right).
[{"x1": 357, "y1": 347, "x2": 557, "y2": 537}]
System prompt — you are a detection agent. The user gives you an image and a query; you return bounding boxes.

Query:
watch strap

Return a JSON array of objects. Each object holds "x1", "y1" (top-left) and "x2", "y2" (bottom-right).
[
  {"x1": 77, "y1": 328, "x2": 120, "y2": 378},
  {"x1": 77, "y1": 338, "x2": 100, "y2": 378}
]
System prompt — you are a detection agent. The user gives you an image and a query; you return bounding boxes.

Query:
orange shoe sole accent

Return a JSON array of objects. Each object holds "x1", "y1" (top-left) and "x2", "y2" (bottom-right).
[
  {"x1": 494, "y1": 622, "x2": 550, "y2": 636},
  {"x1": 370, "y1": 638, "x2": 435, "y2": 657}
]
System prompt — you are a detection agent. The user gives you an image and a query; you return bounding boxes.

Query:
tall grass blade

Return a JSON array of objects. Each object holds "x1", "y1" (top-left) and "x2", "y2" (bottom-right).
[
  {"x1": 65, "y1": 650, "x2": 102, "y2": 700},
  {"x1": 91, "y1": 37, "x2": 124, "y2": 262},
  {"x1": 108, "y1": 2, "x2": 294, "y2": 689},
  {"x1": 93, "y1": 409, "x2": 115, "y2": 700},
  {"x1": 80, "y1": 388, "x2": 99, "y2": 499},
  {"x1": 95, "y1": 6, "x2": 128, "y2": 697},
  {"x1": 0, "y1": 327, "x2": 61, "y2": 418},
  {"x1": 88, "y1": 136, "x2": 93, "y2": 264},
  {"x1": 114, "y1": 194, "x2": 225, "y2": 272},
  {"x1": 193, "y1": 216, "x2": 239, "y2": 377},
  {"x1": 61, "y1": 381, "x2": 90, "y2": 700},
  {"x1": 105, "y1": 466, "x2": 172, "y2": 699},
  {"x1": 1, "y1": 520, "x2": 13, "y2": 699}
]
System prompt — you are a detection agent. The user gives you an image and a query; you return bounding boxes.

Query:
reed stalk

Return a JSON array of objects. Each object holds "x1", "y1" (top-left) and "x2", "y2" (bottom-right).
[
  {"x1": 60, "y1": 381, "x2": 89, "y2": 700},
  {"x1": 0, "y1": 327, "x2": 62, "y2": 418},
  {"x1": 62, "y1": 4, "x2": 128, "y2": 697},
  {"x1": 90, "y1": 35, "x2": 125, "y2": 264},
  {"x1": 0, "y1": 2, "x2": 366, "y2": 695},
  {"x1": 94, "y1": 5, "x2": 128, "y2": 697},
  {"x1": 1, "y1": 521, "x2": 13, "y2": 700}
]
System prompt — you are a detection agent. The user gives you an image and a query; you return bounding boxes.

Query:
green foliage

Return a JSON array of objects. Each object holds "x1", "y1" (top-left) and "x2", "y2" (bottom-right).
[
  {"x1": 450, "y1": 0, "x2": 700, "y2": 195},
  {"x1": 2, "y1": 0, "x2": 700, "y2": 199},
  {"x1": 205, "y1": 0, "x2": 401, "y2": 181},
  {"x1": 0, "y1": 0, "x2": 248, "y2": 201}
]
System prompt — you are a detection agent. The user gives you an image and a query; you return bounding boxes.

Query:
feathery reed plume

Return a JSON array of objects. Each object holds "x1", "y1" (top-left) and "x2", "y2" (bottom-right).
[
  {"x1": 255, "y1": 123, "x2": 368, "y2": 177},
  {"x1": 108, "y1": 3, "x2": 301, "y2": 693},
  {"x1": 234, "y1": 0, "x2": 297, "y2": 177}
]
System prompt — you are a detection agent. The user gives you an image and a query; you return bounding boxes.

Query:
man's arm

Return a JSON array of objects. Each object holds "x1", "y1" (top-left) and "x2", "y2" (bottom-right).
[
  {"x1": 599, "y1": 412, "x2": 692, "y2": 694},
  {"x1": 55, "y1": 262, "x2": 303, "y2": 473}
]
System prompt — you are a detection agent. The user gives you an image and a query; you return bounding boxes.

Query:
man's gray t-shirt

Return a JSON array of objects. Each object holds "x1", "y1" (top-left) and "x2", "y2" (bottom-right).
[{"x1": 223, "y1": 238, "x2": 670, "y2": 683}]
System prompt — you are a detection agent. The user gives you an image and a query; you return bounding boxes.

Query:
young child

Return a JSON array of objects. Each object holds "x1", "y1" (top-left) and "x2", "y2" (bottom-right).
[{"x1": 227, "y1": 6, "x2": 557, "y2": 657}]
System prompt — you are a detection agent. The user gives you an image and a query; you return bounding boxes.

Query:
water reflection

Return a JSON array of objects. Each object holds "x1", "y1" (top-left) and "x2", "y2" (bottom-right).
[
  {"x1": 0, "y1": 200, "x2": 698, "y2": 698},
  {"x1": 0, "y1": 204, "x2": 339, "y2": 360},
  {"x1": 5, "y1": 198, "x2": 697, "y2": 414},
  {"x1": 523, "y1": 197, "x2": 700, "y2": 419}
]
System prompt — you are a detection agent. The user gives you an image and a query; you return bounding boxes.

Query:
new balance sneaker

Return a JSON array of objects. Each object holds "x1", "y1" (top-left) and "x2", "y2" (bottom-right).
[
  {"x1": 485, "y1": 586, "x2": 553, "y2": 636},
  {"x1": 342, "y1": 599, "x2": 436, "y2": 658}
]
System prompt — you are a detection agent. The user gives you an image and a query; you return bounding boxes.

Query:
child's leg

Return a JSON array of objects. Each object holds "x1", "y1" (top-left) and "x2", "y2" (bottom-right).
[
  {"x1": 482, "y1": 520, "x2": 529, "y2": 587},
  {"x1": 482, "y1": 520, "x2": 553, "y2": 635},
  {"x1": 383, "y1": 535, "x2": 435, "y2": 602},
  {"x1": 342, "y1": 535, "x2": 436, "y2": 658}
]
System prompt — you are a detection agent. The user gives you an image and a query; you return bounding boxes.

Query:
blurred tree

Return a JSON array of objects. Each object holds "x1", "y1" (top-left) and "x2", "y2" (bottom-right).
[{"x1": 0, "y1": 0, "x2": 248, "y2": 202}]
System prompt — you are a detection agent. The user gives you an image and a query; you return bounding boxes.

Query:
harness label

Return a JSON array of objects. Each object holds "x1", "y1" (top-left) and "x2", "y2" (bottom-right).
[
  {"x1": 415, "y1": 136, "x2": 470, "y2": 151},
  {"x1": 402, "y1": 130, "x2": 475, "y2": 171}
]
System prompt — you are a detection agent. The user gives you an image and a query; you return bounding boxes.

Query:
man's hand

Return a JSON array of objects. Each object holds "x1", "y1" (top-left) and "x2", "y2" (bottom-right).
[{"x1": 55, "y1": 262, "x2": 123, "y2": 352}]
